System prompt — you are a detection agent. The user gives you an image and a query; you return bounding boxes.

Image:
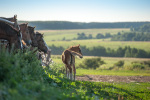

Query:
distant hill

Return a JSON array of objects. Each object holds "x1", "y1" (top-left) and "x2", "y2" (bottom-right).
[{"x1": 19, "y1": 21, "x2": 150, "y2": 30}]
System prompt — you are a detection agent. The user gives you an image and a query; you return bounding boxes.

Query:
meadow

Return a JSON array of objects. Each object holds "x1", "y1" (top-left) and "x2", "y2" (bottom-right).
[
  {"x1": 43, "y1": 28, "x2": 150, "y2": 76},
  {"x1": 1, "y1": 28, "x2": 150, "y2": 100},
  {"x1": 51, "y1": 55, "x2": 150, "y2": 76},
  {"x1": 39, "y1": 29, "x2": 150, "y2": 52},
  {"x1": 39, "y1": 28, "x2": 130, "y2": 41},
  {"x1": 46, "y1": 40, "x2": 150, "y2": 52}
]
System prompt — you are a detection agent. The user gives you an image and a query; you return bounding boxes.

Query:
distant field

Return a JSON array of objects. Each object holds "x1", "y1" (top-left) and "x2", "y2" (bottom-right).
[
  {"x1": 39, "y1": 28, "x2": 130, "y2": 41},
  {"x1": 46, "y1": 40, "x2": 150, "y2": 52},
  {"x1": 52, "y1": 55, "x2": 150, "y2": 69},
  {"x1": 39, "y1": 28, "x2": 150, "y2": 52}
]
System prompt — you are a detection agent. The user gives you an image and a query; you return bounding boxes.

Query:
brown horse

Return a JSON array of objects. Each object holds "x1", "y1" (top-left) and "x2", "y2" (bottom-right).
[
  {"x1": 0, "y1": 15, "x2": 19, "y2": 30},
  {"x1": 19, "y1": 23, "x2": 31, "y2": 45},
  {"x1": 0, "y1": 15, "x2": 31, "y2": 46},
  {"x1": 0, "y1": 15, "x2": 17, "y2": 22},
  {"x1": 35, "y1": 32, "x2": 51, "y2": 66},
  {"x1": 28, "y1": 26, "x2": 38, "y2": 47},
  {"x1": 62, "y1": 45, "x2": 83, "y2": 80},
  {"x1": 0, "y1": 21, "x2": 23, "y2": 50}
]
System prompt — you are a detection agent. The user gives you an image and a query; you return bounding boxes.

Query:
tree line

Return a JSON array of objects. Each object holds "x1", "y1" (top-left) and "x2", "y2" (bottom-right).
[
  {"x1": 69, "y1": 31, "x2": 150, "y2": 41},
  {"x1": 76, "y1": 32, "x2": 111, "y2": 40},
  {"x1": 19, "y1": 21, "x2": 150, "y2": 30},
  {"x1": 111, "y1": 32, "x2": 150, "y2": 41},
  {"x1": 50, "y1": 45, "x2": 150, "y2": 58},
  {"x1": 61, "y1": 23, "x2": 150, "y2": 41},
  {"x1": 111, "y1": 24, "x2": 150, "y2": 41}
]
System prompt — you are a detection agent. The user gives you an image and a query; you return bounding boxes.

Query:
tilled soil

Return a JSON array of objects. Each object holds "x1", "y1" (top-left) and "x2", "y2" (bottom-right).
[{"x1": 76, "y1": 75, "x2": 150, "y2": 83}]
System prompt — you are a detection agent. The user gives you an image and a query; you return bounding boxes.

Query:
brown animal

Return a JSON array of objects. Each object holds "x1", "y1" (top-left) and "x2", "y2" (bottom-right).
[
  {"x1": 0, "y1": 15, "x2": 20, "y2": 31},
  {"x1": 0, "y1": 15, "x2": 17, "y2": 22},
  {"x1": 0, "y1": 16, "x2": 31, "y2": 46},
  {"x1": 35, "y1": 32, "x2": 51, "y2": 66},
  {"x1": 28, "y1": 26, "x2": 38, "y2": 47},
  {"x1": 62, "y1": 45, "x2": 83, "y2": 80},
  {"x1": 0, "y1": 15, "x2": 24, "y2": 49},
  {"x1": 19, "y1": 23, "x2": 31, "y2": 46},
  {"x1": 0, "y1": 21, "x2": 23, "y2": 50}
]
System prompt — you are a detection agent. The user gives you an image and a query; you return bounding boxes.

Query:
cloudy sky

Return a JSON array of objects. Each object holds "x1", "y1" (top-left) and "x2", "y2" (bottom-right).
[{"x1": 0, "y1": 0, "x2": 150, "y2": 22}]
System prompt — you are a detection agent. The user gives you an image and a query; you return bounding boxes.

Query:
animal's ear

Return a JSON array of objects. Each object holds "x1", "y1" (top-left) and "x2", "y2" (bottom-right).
[
  {"x1": 34, "y1": 26, "x2": 36, "y2": 29},
  {"x1": 42, "y1": 33, "x2": 44, "y2": 37},
  {"x1": 26, "y1": 22, "x2": 28, "y2": 25},
  {"x1": 78, "y1": 44, "x2": 80, "y2": 47},
  {"x1": 14, "y1": 15, "x2": 17, "y2": 19}
]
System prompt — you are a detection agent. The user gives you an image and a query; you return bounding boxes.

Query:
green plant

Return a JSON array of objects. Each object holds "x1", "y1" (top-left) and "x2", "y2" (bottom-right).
[
  {"x1": 132, "y1": 63, "x2": 145, "y2": 70},
  {"x1": 114, "y1": 60, "x2": 124, "y2": 67},
  {"x1": 79, "y1": 58, "x2": 105, "y2": 69},
  {"x1": 1, "y1": 48, "x2": 150, "y2": 100}
]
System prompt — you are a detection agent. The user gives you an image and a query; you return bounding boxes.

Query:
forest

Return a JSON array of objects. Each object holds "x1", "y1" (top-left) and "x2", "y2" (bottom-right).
[{"x1": 19, "y1": 21, "x2": 150, "y2": 30}]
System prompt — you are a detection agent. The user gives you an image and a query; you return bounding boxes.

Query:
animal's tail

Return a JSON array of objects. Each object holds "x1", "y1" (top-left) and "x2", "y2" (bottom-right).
[
  {"x1": 67, "y1": 49, "x2": 83, "y2": 58},
  {"x1": 62, "y1": 52, "x2": 65, "y2": 63}
]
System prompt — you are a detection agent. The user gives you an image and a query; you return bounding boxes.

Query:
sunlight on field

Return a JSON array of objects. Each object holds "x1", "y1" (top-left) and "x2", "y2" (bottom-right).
[
  {"x1": 40, "y1": 28, "x2": 150, "y2": 52},
  {"x1": 76, "y1": 69, "x2": 150, "y2": 76},
  {"x1": 39, "y1": 28, "x2": 130, "y2": 41},
  {"x1": 52, "y1": 55, "x2": 150, "y2": 68},
  {"x1": 47, "y1": 40, "x2": 150, "y2": 52}
]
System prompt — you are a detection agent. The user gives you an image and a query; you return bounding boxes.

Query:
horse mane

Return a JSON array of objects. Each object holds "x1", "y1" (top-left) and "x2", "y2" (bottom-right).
[
  {"x1": 28, "y1": 26, "x2": 33, "y2": 28},
  {"x1": 0, "y1": 17, "x2": 14, "y2": 21},
  {"x1": 36, "y1": 32, "x2": 43, "y2": 36},
  {"x1": 28, "y1": 26, "x2": 35, "y2": 30},
  {"x1": 19, "y1": 23, "x2": 28, "y2": 26},
  {"x1": 28, "y1": 26, "x2": 35, "y2": 32}
]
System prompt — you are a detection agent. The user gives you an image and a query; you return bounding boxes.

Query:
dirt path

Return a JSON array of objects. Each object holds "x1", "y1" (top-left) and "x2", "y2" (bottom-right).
[{"x1": 76, "y1": 75, "x2": 150, "y2": 83}]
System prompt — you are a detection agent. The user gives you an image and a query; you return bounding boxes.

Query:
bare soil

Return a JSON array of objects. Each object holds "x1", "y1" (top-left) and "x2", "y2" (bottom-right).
[{"x1": 76, "y1": 75, "x2": 150, "y2": 83}]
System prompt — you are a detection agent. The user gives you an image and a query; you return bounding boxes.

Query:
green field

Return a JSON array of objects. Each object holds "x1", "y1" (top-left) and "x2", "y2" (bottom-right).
[
  {"x1": 51, "y1": 55, "x2": 150, "y2": 76},
  {"x1": 1, "y1": 36, "x2": 150, "y2": 100},
  {"x1": 46, "y1": 40, "x2": 150, "y2": 52},
  {"x1": 39, "y1": 28, "x2": 130, "y2": 41},
  {"x1": 38, "y1": 29, "x2": 150, "y2": 99},
  {"x1": 38, "y1": 29, "x2": 150, "y2": 52}
]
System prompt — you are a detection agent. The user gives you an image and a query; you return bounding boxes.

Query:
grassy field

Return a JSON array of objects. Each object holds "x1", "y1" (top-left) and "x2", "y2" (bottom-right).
[
  {"x1": 46, "y1": 40, "x2": 150, "y2": 52},
  {"x1": 39, "y1": 28, "x2": 130, "y2": 41},
  {"x1": 38, "y1": 28, "x2": 150, "y2": 52},
  {"x1": 1, "y1": 40, "x2": 150, "y2": 100},
  {"x1": 51, "y1": 55, "x2": 150, "y2": 76}
]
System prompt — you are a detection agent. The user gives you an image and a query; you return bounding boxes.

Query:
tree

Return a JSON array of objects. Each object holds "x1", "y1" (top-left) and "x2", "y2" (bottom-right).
[
  {"x1": 105, "y1": 33, "x2": 111, "y2": 38},
  {"x1": 96, "y1": 33, "x2": 104, "y2": 39},
  {"x1": 77, "y1": 33, "x2": 87, "y2": 39},
  {"x1": 88, "y1": 34, "x2": 93, "y2": 39}
]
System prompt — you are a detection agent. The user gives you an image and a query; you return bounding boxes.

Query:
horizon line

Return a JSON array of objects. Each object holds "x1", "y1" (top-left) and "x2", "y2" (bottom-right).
[{"x1": 18, "y1": 20, "x2": 150, "y2": 23}]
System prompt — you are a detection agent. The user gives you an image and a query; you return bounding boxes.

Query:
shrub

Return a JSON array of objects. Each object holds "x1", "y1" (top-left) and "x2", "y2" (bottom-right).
[
  {"x1": 114, "y1": 60, "x2": 124, "y2": 67},
  {"x1": 132, "y1": 63, "x2": 145, "y2": 70},
  {"x1": 0, "y1": 48, "x2": 44, "y2": 84},
  {"x1": 79, "y1": 58, "x2": 105, "y2": 69}
]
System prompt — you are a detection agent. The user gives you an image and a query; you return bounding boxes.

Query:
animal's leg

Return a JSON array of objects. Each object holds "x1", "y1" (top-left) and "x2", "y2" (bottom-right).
[
  {"x1": 68, "y1": 66, "x2": 72, "y2": 80},
  {"x1": 73, "y1": 64, "x2": 76, "y2": 81},
  {"x1": 65, "y1": 65, "x2": 68, "y2": 78}
]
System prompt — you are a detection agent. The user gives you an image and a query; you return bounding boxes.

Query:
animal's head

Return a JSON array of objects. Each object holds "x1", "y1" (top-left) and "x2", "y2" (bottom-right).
[
  {"x1": 19, "y1": 23, "x2": 32, "y2": 45},
  {"x1": 36, "y1": 32, "x2": 49, "y2": 53},
  {"x1": 28, "y1": 26, "x2": 38, "y2": 47},
  {"x1": 14, "y1": 30, "x2": 23, "y2": 50},
  {"x1": 69, "y1": 44, "x2": 83, "y2": 58}
]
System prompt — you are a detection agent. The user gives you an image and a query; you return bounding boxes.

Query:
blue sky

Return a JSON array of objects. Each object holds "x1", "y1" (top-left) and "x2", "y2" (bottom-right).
[{"x1": 0, "y1": 0, "x2": 150, "y2": 22}]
